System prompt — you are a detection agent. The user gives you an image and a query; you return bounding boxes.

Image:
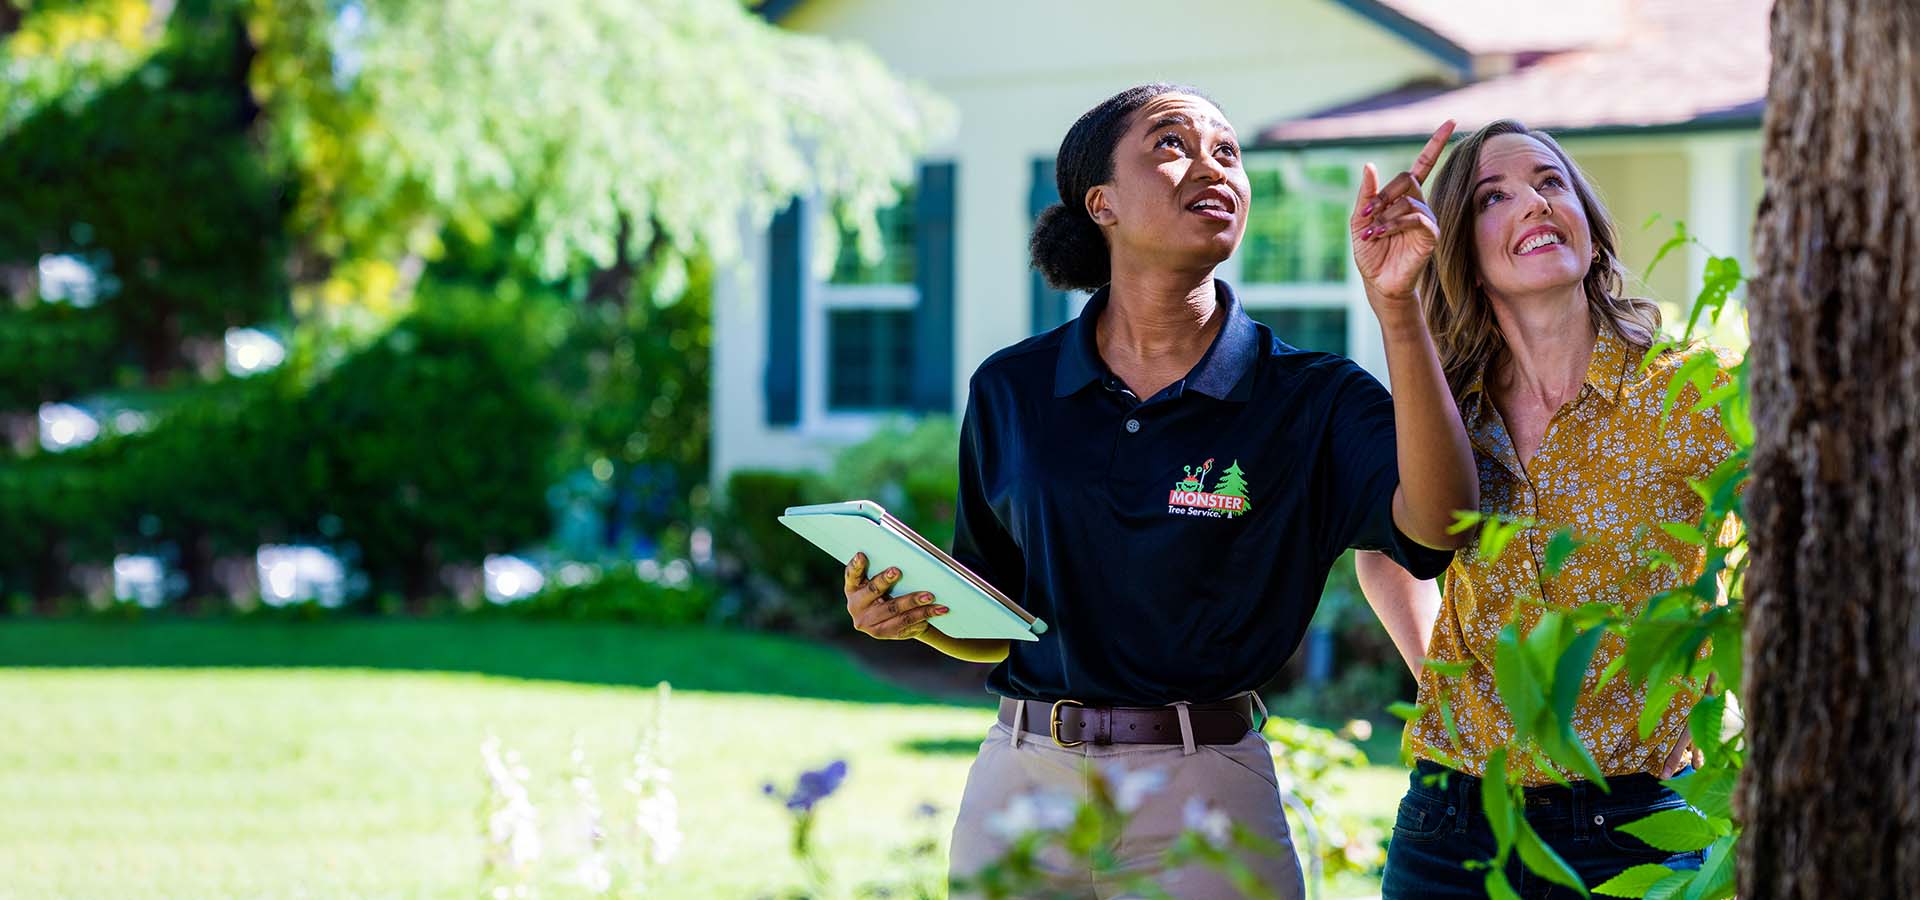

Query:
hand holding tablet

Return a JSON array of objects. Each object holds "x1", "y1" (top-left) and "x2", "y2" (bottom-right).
[{"x1": 779, "y1": 500, "x2": 1048, "y2": 642}]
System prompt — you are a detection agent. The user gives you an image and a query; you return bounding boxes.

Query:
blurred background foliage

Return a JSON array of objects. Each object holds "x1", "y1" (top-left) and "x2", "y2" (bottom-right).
[{"x1": 0, "y1": 0, "x2": 950, "y2": 617}]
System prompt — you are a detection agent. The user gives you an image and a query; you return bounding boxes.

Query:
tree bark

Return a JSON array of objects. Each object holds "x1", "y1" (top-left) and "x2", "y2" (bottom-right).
[{"x1": 1741, "y1": 1, "x2": 1920, "y2": 896}]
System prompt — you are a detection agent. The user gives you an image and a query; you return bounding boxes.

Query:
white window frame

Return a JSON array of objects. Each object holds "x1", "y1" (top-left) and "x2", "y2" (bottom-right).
[
  {"x1": 1231, "y1": 148, "x2": 1392, "y2": 376},
  {"x1": 799, "y1": 205, "x2": 921, "y2": 438}
]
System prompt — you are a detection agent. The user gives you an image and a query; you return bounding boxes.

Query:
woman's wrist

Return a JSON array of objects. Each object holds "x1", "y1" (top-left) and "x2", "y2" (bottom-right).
[{"x1": 1370, "y1": 298, "x2": 1431, "y2": 344}]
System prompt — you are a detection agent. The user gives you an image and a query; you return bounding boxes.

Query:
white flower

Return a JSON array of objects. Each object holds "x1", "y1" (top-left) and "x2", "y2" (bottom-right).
[
  {"x1": 482, "y1": 737, "x2": 543, "y2": 869},
  {"x1": 1182, "y1": 796, "x2": 1232, "y2": 845},
  {"x1": 626, "y1": 748, "x2": 682, "y2": 866},
  {"x1": 1102, "y1": 763, "x2": 1168, "y2": 814},
  {"x1": 986, "y1": 790, "x2": 1079, "y2": 838}
]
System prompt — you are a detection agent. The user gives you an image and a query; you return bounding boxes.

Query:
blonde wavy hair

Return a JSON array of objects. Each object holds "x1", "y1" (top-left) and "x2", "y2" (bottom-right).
[{"x1": 1419, "y1": 120, "x2": 1661, "y2": 396}]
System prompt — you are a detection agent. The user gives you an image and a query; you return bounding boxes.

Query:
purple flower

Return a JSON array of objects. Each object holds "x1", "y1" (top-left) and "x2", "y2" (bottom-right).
[{"x1": 780, "y1": 759, "x2": 848, "y2": 813}]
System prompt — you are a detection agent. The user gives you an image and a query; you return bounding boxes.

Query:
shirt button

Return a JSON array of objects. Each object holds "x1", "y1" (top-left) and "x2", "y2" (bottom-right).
[{"x1": 1125, "y1": 419, "x2": 1141, "y2": 433}]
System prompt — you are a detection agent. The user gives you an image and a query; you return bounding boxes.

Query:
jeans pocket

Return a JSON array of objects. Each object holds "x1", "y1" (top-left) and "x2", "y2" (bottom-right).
[
  {"x1": 1594, "y1": 797, "x2": 1700, "y2": 858},
  {"x1": 1392, "y1": 788, "x2": 1454, "y2": 843}
]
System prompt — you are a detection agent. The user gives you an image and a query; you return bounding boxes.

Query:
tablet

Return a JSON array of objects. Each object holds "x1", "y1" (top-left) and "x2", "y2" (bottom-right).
[{"x1": 778, "y1": 500, "x2": 1047, "y2": 642}]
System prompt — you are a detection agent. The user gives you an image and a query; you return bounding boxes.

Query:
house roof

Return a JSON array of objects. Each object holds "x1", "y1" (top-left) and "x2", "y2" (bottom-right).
[{"x1": 1261, "y1": 0, "x2": 1771, "y2": 147}]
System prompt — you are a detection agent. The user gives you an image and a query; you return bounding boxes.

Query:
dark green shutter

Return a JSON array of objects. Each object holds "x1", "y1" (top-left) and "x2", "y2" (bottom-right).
[
  {"x1": 765, "y1": 199, "x2": 803, "y2": 426},
  {"x1": 1029, "y1": 156, "x2": 1071, "y2": 332},
  {"x1": 911, "y1": 161, "x2": 956, "y2": 413}
]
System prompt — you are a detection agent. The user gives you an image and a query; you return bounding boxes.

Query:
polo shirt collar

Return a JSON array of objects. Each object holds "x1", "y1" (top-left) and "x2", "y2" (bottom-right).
[{"x1": 1052, "y1": 278, "x2": 1261, "y2": 402}]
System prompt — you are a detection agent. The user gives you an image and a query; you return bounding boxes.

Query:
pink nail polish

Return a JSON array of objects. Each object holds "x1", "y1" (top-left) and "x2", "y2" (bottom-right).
[{"x1": 1363, "y1": 202, "x2": 1374, "y2": 216}]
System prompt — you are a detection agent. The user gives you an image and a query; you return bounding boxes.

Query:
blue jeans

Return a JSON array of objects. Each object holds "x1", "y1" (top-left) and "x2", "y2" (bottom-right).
[{"x1": 1381, "y1": 760, "x2": 1706, "y2": 899}]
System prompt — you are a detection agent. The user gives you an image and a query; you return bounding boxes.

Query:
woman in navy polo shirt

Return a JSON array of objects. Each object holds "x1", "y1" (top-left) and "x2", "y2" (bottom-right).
[{"x1": 841, "y1": 84, "x2": 1475, "y2": 898}]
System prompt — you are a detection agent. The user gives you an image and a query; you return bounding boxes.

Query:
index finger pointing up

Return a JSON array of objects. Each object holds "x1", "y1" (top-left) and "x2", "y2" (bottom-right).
[{"x1": 1410, "y1": 119, "x2": 1457, "y2": 184}]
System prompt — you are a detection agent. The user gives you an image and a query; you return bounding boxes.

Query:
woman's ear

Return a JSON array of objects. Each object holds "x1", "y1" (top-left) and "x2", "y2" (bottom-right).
[{"x1": 1085, "y1": 185, "x2": 1117, "y2": 227}]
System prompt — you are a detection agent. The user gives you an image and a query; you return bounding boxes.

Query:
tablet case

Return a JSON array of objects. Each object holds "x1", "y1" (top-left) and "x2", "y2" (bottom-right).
[{"x1": 778, "y1": 500, "x2": 1047, "y2": 642}]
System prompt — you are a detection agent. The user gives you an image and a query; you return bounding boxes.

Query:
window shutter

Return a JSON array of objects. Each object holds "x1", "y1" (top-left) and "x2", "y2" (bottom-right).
[
  {"x1": 910, "y1": 161, "x2": 956, "y2": 413},
  {"x1": 764, "y1": 198, "x2": 803, "y2": 426}
]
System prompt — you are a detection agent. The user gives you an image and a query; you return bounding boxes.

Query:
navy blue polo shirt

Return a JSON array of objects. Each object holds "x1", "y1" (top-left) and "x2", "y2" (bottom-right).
[{"x1": 951, "y1": 279, "x2": 1452, "y2": 706}]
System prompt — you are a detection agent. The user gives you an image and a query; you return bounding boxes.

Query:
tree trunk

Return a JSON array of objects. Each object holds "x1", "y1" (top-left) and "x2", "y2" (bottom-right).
[{"x1": 1741, "y1": 1, "x2": 1920, "y2": 896}]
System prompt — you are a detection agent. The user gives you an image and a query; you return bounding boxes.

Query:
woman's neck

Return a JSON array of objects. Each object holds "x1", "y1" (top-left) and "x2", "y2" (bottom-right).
[
  {"x1": 1098, "y1": 265, "x2": 1221, "y2": 365},
  {"x1": 1487, "y1": 285, "x2": 1596, "y2": 410}
]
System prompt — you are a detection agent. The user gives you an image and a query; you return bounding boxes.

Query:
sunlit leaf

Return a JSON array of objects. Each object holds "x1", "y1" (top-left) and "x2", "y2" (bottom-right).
[
  {"x1": 1683, "y1": 835, "x2": 1737, "y2": 900},
  {"x1": 1662, "y1": 768, "x2": 1736, "y2": 821},
  {"x1": 1617, "y1": 808, "x2": 1717, "y2": 853},
  {"x1": 1542, "y1": 530, "x2": 1586, "y2": 579},
  {"x1": 1595, "y1": 864, "x2": 1679, "y2": 898},
  {"x1": 1516, "y1": 825, "x2": 1588, "y2": 894}
]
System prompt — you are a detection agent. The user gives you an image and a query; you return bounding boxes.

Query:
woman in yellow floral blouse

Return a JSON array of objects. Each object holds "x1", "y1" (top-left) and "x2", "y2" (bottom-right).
[{"x1": 1351, "y1": 120, "x2": 1738, "y2": 898}]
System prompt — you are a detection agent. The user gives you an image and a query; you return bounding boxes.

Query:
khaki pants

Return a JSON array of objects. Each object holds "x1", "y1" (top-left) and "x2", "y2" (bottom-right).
[{"x1": 948, "y1": 715, "x2": 1306, "y2": 900}]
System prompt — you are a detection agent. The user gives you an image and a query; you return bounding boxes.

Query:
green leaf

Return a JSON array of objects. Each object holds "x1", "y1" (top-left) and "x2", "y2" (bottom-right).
[
  {"x1": 1387, "y1": 701, "x2": 1426, "y2": 722},
  {"x1": 1595, "y1": 864, "x2": 1679, "y2": 898},
  {"x1": 1683, "y1": 835, "x2": 1737, "y2": 900},
  {"x1": 1481, "y1": 748, "x2": 1517, "y2": 850},
  {"x1": 1661, "y1": 768, "x2": 1736, "y2": 821},
  {"x1": 1496, "y1": 625, "x2": 1549, "y2": 740},
  {"x1": 1691, "y1": 381, "x2": 1739, "y2": 413},
  {"x1": 1659, "y1": 522, "x2": 1708, "y2": 546},
  {"x1": 1689, "y1": 693, "x2": 1728, "y2": 756},
  {"x1": 1639, "y1": 680, "x2": 1682, "y2": 741},
  {"x1": 1571, "y1": 601, "x2": 1624, "y2": 630},
  {"x1": 1639, "y1": 339, "x2": 1678, "y2": 374},
  {"x1": 1542, "y1": 529, "x2": 1586, "y2": 579},
  {"x1": 1517, "y1": 824, "x2": 1588, "y2": 894},
  {"x1": 1485, "y1": 867, "x2": 1525, "y2": 900},
  {"x1": 1616, "y1": 808, "x2": 1718, "y2": 853},
  {"x1": 1708, "y1": 617, "x2": 1743, "y2": 695},
  {"x1": 1448, "y1": 510, "x2": 1485, "y2": 535},
  {"x1": 1662, "y1": 352, "x2": 1718, "y2": 426},
  {"x1": 1644, "y1": 870, "x2": 1697, "y2": 900},
  {"x1": 1423, "y1": 659, "x2": 1473, "y2": 678},
  {"x1": 1439, "y1": 692, "x2": 1462, "y2": 746},
  {"x1": 1646, "y1": 220, "x2": 1691, "y2": 279},
  {"x1": 1595, "y1": 654, "x2": 1630, "y2": 692},
  {"x1": 1551, "y1": 625, "x2": 1606, "y2": 724},
  {"x1": 1480, "y1": 518, "x2": 1525, "y2": 562}
]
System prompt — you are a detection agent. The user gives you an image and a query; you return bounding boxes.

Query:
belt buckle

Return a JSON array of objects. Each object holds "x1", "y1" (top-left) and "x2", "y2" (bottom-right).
[{"x1": 1050, "y1": 699, "x2": 1085, "y2": 748}]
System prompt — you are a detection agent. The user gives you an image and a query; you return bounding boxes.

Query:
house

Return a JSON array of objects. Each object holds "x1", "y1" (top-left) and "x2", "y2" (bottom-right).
[{"x1": 712, "y1": 0, "x2": 1770, "y2": 484}]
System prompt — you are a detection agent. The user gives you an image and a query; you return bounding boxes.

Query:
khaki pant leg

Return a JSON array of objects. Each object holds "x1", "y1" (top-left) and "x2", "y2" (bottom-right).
[
  {"x1": 948, "y1": 722, "x2": 1098, "y2": 899},
  {"x1": 1094, "y1": 732, "x2": 1306, "y2": 900}
]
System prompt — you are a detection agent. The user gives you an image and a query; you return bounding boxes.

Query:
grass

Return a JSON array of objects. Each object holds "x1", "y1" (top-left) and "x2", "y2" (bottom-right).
[{"x1": 0, "y1": 621, "x2": 1405, "y2": 899}]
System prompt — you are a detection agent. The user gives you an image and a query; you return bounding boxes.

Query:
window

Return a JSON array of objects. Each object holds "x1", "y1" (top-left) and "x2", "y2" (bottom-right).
[
  {"x1": 1241, "y1": 159, "x2": 1353, "y2": 285},
  {"x1": 829, "y1": 189, "x2": 916, "y2": 286},
  {"x1": 1249, "y1": 307, "x2": 1348, "y2": 357},
  {"x1": 1232, "y1": 153, "x2": 1357, "y2": 361},
  {"x1": 821, "y1": 191, "x2": 919, "y2": 414},
  {"x1": 826, "y1": 308, "x2": 915, "y2": 410}
]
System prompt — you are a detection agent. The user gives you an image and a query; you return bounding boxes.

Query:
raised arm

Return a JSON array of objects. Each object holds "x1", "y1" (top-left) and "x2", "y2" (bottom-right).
[{"x1": 1350, "y1": 121, "x2": 1478, "y2": 549}]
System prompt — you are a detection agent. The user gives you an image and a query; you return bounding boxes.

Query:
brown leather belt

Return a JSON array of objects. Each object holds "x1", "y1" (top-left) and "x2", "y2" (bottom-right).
[{"x1": 997, "y1": 695, "x2": 1257, "y2": 747}]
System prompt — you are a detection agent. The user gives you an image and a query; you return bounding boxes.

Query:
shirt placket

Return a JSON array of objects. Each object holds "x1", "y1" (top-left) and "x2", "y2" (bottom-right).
[{"x1": 1520, "y1": 388, "x2": 1591, "y2": 606}]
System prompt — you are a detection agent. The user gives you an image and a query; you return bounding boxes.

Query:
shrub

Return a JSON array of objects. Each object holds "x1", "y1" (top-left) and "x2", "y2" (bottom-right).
[{"x1": 493, "y1": 563, "x2": 715, "y2": 626}]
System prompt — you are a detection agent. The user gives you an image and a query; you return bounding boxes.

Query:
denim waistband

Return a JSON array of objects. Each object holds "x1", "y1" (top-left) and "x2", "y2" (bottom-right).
[{"x1": 1412, "y1": 758, "x2": 1684, "y2": 805}]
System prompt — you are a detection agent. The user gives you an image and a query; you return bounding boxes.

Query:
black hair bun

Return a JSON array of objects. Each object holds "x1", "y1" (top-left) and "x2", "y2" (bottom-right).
[{"x1": 1029, "y1": 202, "x2": 1109, "y2": 292}]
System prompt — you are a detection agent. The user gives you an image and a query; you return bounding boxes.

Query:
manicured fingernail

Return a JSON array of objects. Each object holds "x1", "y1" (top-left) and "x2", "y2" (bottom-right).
[
  {"x1": 1363, "y1": 227, "x2": 1375, "y2": 239},
  {"x1": 885, "y1": 568, "x2": 899, "y2": 579},
  {"x1": 1363, "y1": 202, "x2": 1374, "y2": 215},
  {"x1": 933, "y1": 607, "x2": 949, "y2": 615}
]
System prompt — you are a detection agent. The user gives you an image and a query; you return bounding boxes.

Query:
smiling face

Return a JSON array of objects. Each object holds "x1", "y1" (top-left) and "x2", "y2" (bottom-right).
[
  {"x1": 1085, "y1": 93, "x2": 1250, "y2": 272},
  {"x1": 1469, "y1": 133, "x2": 1594, "y2": 303}
]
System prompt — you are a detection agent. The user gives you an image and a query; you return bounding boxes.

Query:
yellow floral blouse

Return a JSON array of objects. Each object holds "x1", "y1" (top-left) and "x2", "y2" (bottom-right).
[{"x1": 1407, "y1": 325, "x2": 1739, "y2": 786}]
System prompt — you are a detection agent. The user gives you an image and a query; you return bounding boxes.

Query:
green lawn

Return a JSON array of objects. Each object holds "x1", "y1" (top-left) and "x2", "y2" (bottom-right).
[{"x1": 0, "y1": 621, "x2": 1402, "y2": 898}]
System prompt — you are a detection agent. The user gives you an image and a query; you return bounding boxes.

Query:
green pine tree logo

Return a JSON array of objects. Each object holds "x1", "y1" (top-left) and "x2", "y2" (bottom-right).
[{"x1": 1211, "y1": 459, "x2": 1251, "y2": 516}]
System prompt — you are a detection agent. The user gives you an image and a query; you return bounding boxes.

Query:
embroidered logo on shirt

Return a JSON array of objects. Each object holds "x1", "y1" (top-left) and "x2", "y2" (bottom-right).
[{"x1": 1168, "y1": 457, "x2": 1251, "y2": 518}]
